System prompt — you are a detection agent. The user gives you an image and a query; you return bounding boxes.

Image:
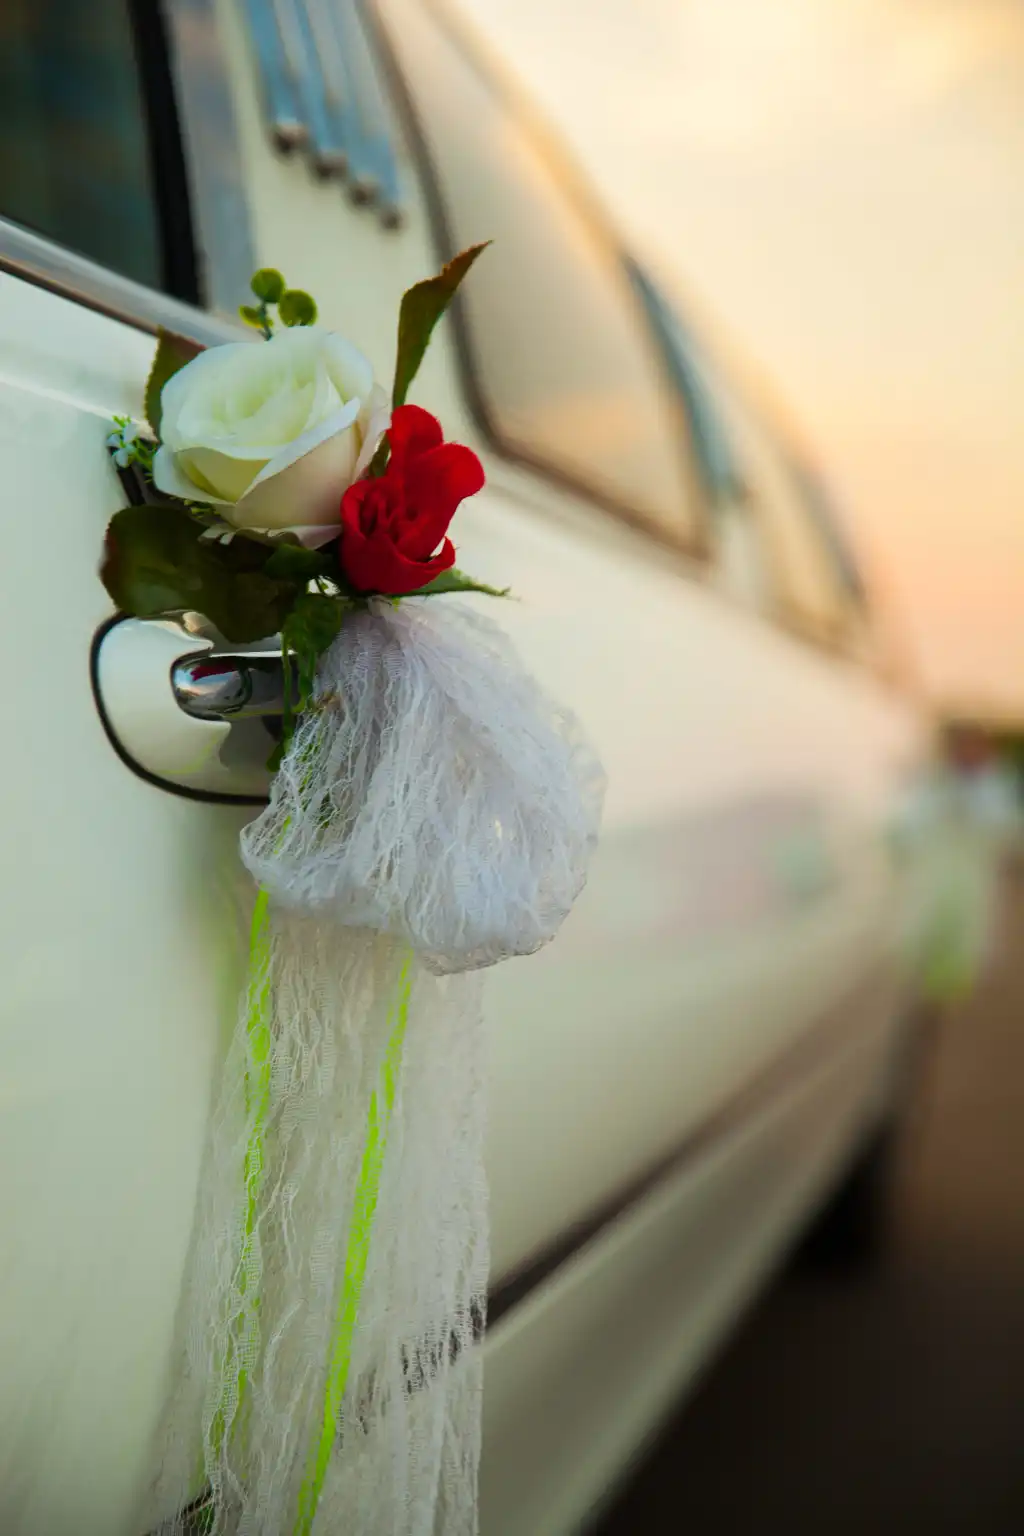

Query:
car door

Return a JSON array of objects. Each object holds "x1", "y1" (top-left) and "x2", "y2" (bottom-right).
[{"x1": 0, "y1": 7, "x2": 259, "y2": 1534}]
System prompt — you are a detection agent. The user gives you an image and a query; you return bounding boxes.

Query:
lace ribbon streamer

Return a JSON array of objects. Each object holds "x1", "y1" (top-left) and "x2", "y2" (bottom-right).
[{"x1": 149, "y1": 599, "x2": 603, "y2": 1535}]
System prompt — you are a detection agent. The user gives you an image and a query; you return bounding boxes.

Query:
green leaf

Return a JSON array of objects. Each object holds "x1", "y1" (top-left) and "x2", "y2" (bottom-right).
[
  {"x1": 263, "y1": 542, "x2": 334, "y2": 583},
  {"x1": 280, "y1": 591, "x2": 348, "y2": 742},
  {"x1": 392, "y1": 243, "x2": 490, "y2": 409},
  {"x1": 100, "y1": 504, "x2": 307, "y2": 643},
  {"x1": 144, "y1": 328, "x2": 204, "y2": 436},
  {"x1": 239, "y1": 303, "x2": 266, "y2": 328},
  {"x1": 278, "y1": 289, "x2": 318, "y2": 327},
  {"x1": 283, "y1": 591, "x2": 346, "y2": 666},
  {"x1": 413, "y1": 567, "x2": 510, "y2": 599},
  {"x1": 250, "y1": 267, "x2": 286, "y2": 303}
]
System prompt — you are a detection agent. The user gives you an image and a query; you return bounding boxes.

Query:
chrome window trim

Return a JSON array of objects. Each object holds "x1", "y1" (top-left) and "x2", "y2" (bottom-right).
[
  {"x1": 242, "y1": 0, "x2": 404, "y2": 225},
  {"x1": 0, "y1": 218, "x2": 241, "y2": 345},
  {"x1": 244, "y1": 0, "x2": 308, "y2": 150},
  {"x1": 163, "y1": 0, "x2": 258, "y2": 315}
]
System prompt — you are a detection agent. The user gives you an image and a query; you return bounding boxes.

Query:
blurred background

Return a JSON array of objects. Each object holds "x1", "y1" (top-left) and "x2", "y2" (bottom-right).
[
  {"x1": 446, "y1": 2, "x2": 1024, "y2": 1528},
  {"x1": 459, "y1": 0, "x2": 1024, "y2": 728}
]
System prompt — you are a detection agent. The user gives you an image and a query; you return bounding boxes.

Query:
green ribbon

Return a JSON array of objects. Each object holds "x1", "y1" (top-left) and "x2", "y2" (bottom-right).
[
  {"x1": 294, "y1": 952, "x2": 412, "y2": 1536},
  {"x1": 218, "y1": 892, "x2": 411, "y2": 1534}
]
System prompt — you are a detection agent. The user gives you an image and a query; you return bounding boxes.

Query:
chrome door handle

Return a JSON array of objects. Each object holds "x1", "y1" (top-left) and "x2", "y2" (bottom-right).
[
  {"x1": 171, "y1": 652, "x2": 285, "y2": 721},
  {"x1": 93, "y1": 617, "x2": 280, "y2": 801}
]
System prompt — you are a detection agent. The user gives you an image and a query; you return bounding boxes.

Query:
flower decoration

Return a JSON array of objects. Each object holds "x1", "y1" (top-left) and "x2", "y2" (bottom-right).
[
  {"x1": 99, "y1": 245, "x2": 604, "y2": 1536},
  {"x1": 339, "y1": 404, "x2": 485, "y2": 594},
  {"x1": 151, "y1": 325, "x2": 390, "y2": 544},
  {"x1": 100, "y1": 245, "x2": 504, "y2": 727},
  {"x1": 106, "y1": 417, "x2": 154, "y2": 472}
]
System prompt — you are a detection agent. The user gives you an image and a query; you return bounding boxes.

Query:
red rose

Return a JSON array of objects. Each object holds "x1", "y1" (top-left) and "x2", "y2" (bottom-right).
[{"x1": 338, "y1": 404, "x2": 485, "y2": 595}]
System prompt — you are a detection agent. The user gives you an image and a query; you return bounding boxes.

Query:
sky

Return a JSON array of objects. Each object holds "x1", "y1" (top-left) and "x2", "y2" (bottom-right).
[{"x1": 455, "y1": 0, "x2": 1024, "y2": 722}]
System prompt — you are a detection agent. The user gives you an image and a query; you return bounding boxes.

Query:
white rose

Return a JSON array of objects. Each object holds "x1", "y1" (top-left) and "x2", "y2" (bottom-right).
[{"x1": 152, "y1": 327, "x2": 389, "y2": 545}]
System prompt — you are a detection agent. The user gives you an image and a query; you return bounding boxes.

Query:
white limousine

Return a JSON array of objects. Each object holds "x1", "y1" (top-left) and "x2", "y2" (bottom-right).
[{"x1": 0, "y1": 1, "x2": 958, "y2": 1532}]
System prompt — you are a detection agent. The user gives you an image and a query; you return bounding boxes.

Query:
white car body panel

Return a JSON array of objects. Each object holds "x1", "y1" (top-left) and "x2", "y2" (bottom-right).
[
  {"x1": 0, "y1": 279, "x2": 251, "y2": 1533},
  {"x1": 482, "y1": 1002, "x2": 897, "y2": 1536},
  {"x1": 0, "y1": 3, "x2": 940, "y2": 1532}
]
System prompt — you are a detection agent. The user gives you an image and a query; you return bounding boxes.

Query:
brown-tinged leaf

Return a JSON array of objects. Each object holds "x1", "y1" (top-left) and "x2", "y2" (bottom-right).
[{"x1": 391, "y1": 243, "x2": 490, "y2": 410}]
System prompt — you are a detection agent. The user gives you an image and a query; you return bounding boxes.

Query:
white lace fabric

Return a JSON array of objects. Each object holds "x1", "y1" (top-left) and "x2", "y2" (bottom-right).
[
  {"x1": 148, "y1": 599, "x2": 604, "y2": 1535},
  {"x1": 241, "y1": 601, "x2": 605, "y2": 974}
]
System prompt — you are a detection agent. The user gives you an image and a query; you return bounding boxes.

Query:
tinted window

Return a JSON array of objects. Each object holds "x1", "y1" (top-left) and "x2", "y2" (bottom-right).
[
  {"x1": 632, "y1": 266, "x2": 861, "y2": 642},
  {"x1": 786, "y1": 456, "x2": 865, "y2": 605},
  {"x1": 396, "y1": 13, "x2": 704, "y2": 545},
  {"x1": 628, "y1": 263, "x2": 748, "y2": 511},
  {"x1": 0, "y1": 0, "x2": 172, "y2": 291},
  {"x1": 718, "y1": 384, "x2": 856, "y2": 642}
]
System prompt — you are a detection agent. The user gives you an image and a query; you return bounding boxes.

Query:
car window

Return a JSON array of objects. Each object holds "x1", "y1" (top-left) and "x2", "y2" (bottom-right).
[
  {"x1": 719, "y1": 385, "x2": 858, "y2": 643},
  {"x1": 627, "y1": 262, "x2": 748, "y2": 512},
  {"x1": 395, "y1": 13, "x2": 704, "y2": 546},
  {"x1": 0, "y1": 0, "x2": 191, "y2": 296},
  {"x1": 785, "y1": 455, "x2": 866, "y2": 606},
  {"x1": 629, "y1": 265, "x2": 862, "y2": 644}
]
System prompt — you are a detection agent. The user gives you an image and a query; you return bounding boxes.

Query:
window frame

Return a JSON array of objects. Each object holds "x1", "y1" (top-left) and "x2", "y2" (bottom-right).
[
  {"x1": 160, "y1": 0, "x2": 257, "y2": 315},
  {"x1": 626, "y1": 259, "x2": 750, "y2": 515},
  {"x1": 734, "y1": 405, "x2": 869, "y2": 656},
  {"x1": 128, "y1": 0, "x2": 201, "y2": 304},
  {"x1": 626, "y1": 260, "x2": 876, "y2": 657},
  {"x1": 363, "y1": 0, "x2": 713, "y2": 562}
]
